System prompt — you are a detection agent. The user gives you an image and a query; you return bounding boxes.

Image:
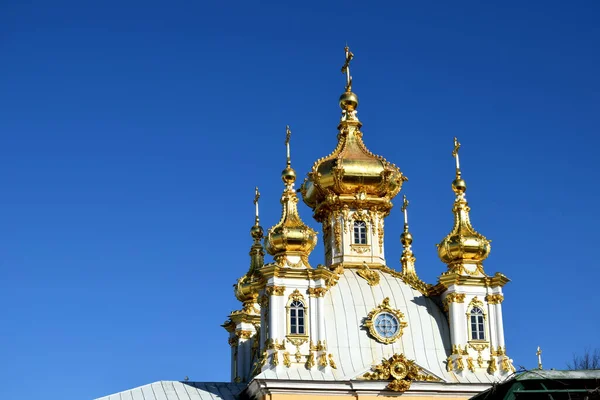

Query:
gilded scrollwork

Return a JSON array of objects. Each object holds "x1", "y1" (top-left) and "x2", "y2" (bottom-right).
[
  {"x1": 307, "y1": 287, "x2": 328, "y2": 297},
  {"x1": 350, "y1": 244, "x2": 370, "y2": 254},
  {"x1": 235, "y1": 330, "x2": 253, "y2": 339},
  {"x1": 318, "y1": 352, "x2": 327, "y2": 367},
  {"x1": 288, "y1": 289, "x2": 305, "y2": 302},
  {"x1": 266, "y1": 285, "x2": 286, "y2": 296},
  {"x1": 487, "y1": 356, "x2": 497, "y2": 374},
  {"x1": 356, "y1": 262, "x2": 380, "y2": 286},
  {"x1": 306, "y1": 352, "x2": 315, "y2": 369},
  {"x1": 443, "y1": 292, "x2": 466, "y2": 311},
  {"x1": 333, "y1": 219, "x2": 342, "y2": 253},
  {"x1": 486, "y1": 294, "x2": 504, "y2": 304},
  {"x1": 283, "y1": 351, "x2": 291, "y2": 367},
  {"x1": 363, "y1": 354, "x2": 440, "y2": 392},
  {"x1": 328, "y1": 354, "x2": 337, "y2": 369}
]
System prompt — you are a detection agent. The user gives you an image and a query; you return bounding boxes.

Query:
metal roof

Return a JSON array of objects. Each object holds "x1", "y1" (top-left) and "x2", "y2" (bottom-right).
[{"x1": 95, "y1": 381, "x2": 246, "y2": 400}]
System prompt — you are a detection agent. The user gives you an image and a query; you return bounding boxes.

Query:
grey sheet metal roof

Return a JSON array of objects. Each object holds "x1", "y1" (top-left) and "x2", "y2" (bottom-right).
[{"x1": 95, "y1": 381, "x2": 246, "y2": 400}]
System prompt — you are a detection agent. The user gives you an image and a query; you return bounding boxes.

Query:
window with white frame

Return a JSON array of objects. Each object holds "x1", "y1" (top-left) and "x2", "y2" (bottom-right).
[
  {"x1": 289, "y1": 300, "x2": 306, "y2": 335},
  {"x1": 354, "y1": 221, "x2": 367, "y2": 244},
  {"x1": 470, "y1": 307, "x2": 485, "y2": 340}
]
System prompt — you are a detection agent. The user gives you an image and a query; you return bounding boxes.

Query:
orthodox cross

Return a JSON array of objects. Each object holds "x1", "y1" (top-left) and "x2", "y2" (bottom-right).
[
  {"x1": 536, "y1": 346, "x2": 543, "y2": 370},
  {"x1": 401, "y1": 194, "x2": 409, "y2": 226},
  {"x1": 254, "y1": 186, "x2": 260, "y2": 223},
  {"x1": 285, "y1": 125, "x2": 292, "y2": 166},
  {"x1": 452, "y1": 137, "x2": 461, "y2": 177},
  {"x1": 341, "y1": 46, "x2": 354, "y2": 92}
]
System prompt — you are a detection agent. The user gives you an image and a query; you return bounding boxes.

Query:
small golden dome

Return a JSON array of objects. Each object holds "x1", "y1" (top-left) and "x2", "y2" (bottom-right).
[
  {"x1": 264, "y1": 179, "x2": 317, "y2": 265},
  {"x1": 437, "y1": 186, "x2": 491, "y2": 266}
]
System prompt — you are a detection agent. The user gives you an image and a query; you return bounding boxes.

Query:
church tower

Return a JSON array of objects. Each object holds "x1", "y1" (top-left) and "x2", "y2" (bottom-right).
[
  {"x1": 222, "y1": 46, "x2": 514, "y2": 395},
  {"x1": 434, "y1": 138, "x2": 514, "y2": 376},
  {"x1": 300, "y1": 47, "x2": 407, "y2": 268}
]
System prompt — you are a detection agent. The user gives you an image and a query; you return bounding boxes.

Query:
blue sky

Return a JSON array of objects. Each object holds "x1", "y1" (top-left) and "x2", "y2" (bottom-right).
[{"x1": 1, "y1": 1, "x2": 599, "y2": 399}]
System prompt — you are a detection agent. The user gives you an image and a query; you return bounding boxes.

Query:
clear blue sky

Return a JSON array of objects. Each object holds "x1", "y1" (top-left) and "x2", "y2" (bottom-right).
[{"x1": 1, "y1": 1, "x2": 599, "y2": 399}]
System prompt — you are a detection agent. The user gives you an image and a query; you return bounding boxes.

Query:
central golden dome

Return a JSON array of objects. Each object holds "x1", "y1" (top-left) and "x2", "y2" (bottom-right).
[{"x1": 300, "y1": 91, "x2": 407, "y2": 221}]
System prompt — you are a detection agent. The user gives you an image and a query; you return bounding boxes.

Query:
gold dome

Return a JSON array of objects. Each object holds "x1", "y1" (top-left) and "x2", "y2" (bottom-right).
[
  {"x1": 437, "y1": 138, "x2": 491, "y2": 268},
  {"x1": 300, "y1": 97, "x2": 406, "y2": 221},
  {"x1": 436, "y1": 195, "x2": 491, "y2": 265},
  {"x1": 265, "y1": 128, "x2": 317, "y2": 268},
  {"x1": 300, "y1": 47, "x2": 407, "y2": 221}
]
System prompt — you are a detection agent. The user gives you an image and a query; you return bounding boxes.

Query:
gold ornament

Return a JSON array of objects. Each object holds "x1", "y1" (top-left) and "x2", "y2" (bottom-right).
[
  {"x1": 357, "y1": 262, "x2": 380, "y2": 286},
  {"x1": 328, "y1": 354, "x2": 337, "y2": 369},
  {"x1": 363, "y1": 354, "x2": 440, "y2": 392}
]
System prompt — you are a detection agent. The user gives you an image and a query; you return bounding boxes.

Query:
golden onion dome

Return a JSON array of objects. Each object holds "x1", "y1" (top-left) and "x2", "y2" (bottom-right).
[
  {"x1": 300, "y1": 92, "x2": 407, "y2": 221},
  {"x1": 300, "y1": 47, "x2": 406, "y2": 221},
  {"x1": 264, "y1": 127, "x2": 317, "y2": 268},
  {"x1": 437, "y1": 139, "x2": 491, "y2": 268}
]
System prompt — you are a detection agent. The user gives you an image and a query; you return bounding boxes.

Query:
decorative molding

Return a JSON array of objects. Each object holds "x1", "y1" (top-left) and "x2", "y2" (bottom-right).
[
  {"x1": 486, "y1": 294, "x2": 504, "y2": 304},
  {"x1": 364, "y1": 297, "x2": 408, "y2": 344},
  {"x1": 443, "y1": 292, "x2": 466, "y2": 311},
  {"x1": 362, "y1": 354, "x2": 441, "y2": 392},
  {"x1": 282, "y1": 351, "x2": 291, "y2": 367},
  {"x1": 468, "y1": 296, "x2": 485, "y2": 310},
  {"x1": 265, "y1": 285, "x2": 285, "y2": 296},
  {"x1": 328, "y1": 354, "x2": 337, "y2": 369},
  {"x1": 356, "y1": 263, "x2": 380, "y2": 286},
  {"x1": 306, "y1": 352, "x2": 315, "y2": 369},
  {"x1": 235, "y1": 330, "x2": 253, "y2": 339},
  {"x1": 307, "y1": 287, "x2": 328, "y2": 297},
  {"x1": 288, "y1": 289, "x2": 305, "y2": 302},
  {"x1": 350, "y1": 244, "x2": 370, "y2": 254}
]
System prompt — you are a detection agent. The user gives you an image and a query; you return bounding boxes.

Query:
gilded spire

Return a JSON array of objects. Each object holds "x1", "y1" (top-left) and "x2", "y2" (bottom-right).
[
  {"x1": 248, "y1": 186, "x2": 264, "y2": 275},
  {"x1": 400, "y1": 195, "x2": 415, "y2": 273},
  {"x1": 437, "y1": 138, "x2": 491, "y2": 274},
  {"x1": 265, "y1": 126, "x2": 317, "y2": 268},
  {"x1": 339, "y1": 45, "x2": 360, "y2": 123}
]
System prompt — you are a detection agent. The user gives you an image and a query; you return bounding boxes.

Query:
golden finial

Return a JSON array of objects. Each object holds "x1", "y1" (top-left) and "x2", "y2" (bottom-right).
[
  {"x1": 452, "y1": 137, "x2": 461, "y2": 178},
  {"x1": 451, "y1": 137, "x2": 466, "y2": 195},
  {"x1": 400, "y1": 194, "x2": 413, "y2": 248},
  {"x1": 341, "y1": 46, "x2": 354, "y2": 92},
  {"x1": 401, "y1": 195, "x2": 409, "y2": 227},
  {"x1": 282, "y1": 125, "x2": 296, "y2": 186},
  {"x1": 536, "y1": 346, "x2": 543, "y2": 370},
  {"x1": 253, "y1": 186, "x2": 260, "y2": 224},
  {"x1": 250, "y1": 186, "x2": 264, "y2": 241},
  {"x1": 285, "y1": 125, "x2": 292, "y2": 167}
]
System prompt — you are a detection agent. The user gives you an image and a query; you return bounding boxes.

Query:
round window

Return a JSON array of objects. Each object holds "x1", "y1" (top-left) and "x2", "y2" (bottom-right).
[{"x1": 374, "y1": 312, "x2": 400, "y2": 339}]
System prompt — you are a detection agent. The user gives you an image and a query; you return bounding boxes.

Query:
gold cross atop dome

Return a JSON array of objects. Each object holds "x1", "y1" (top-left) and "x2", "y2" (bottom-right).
[
  {"x1": 285, "y1": 125, "x2": 291, "y2": 167},
  {"x1": 452, "y1": 137, "x2": 461, "y2": 178},
  {"x1": 341, "y1": 45, "x2": 354, "y2": 92}
]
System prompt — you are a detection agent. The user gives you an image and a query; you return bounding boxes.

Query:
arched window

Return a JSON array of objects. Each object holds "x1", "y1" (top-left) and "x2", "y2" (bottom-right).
[
  {"x1": 354, "y1": 221, "x2": 367, "y2": 244},
  {"x1": 470, "y1": 307, "x2": 485, "y2": 340},
  {"x1": 289, "y1": 300, "x2": 305, "y2": 335}
]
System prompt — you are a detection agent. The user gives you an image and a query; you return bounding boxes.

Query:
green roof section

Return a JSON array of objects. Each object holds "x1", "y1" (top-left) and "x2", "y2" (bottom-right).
[{"x1": 471, "y1": 370, "x2": 600, "y2": 400}]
